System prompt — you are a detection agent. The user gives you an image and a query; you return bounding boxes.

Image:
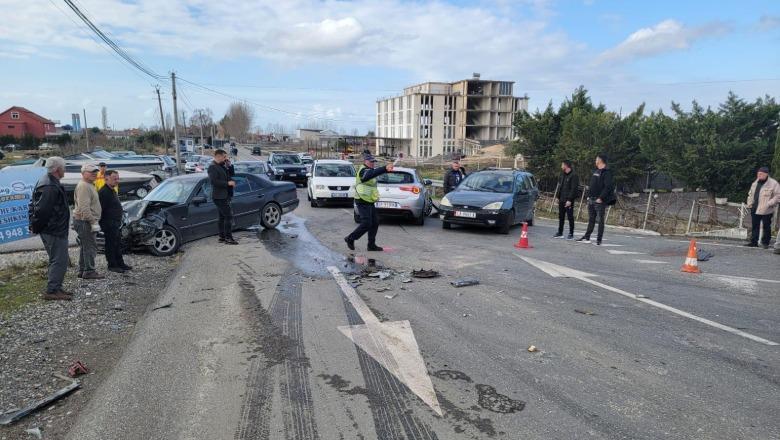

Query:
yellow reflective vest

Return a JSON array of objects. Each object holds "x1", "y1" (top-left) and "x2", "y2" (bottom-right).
[{"x1": 354, "y1": 166, "x2": 379, "y2": 203}]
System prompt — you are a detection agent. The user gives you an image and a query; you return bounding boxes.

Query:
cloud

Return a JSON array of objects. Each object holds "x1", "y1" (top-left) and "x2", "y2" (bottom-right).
[
  {"x1": 757, "y1": 15, "x2": 780, "y2": 31},
  {"x1": 596, "y1": 19, "x2": 732, "y2": 64}
]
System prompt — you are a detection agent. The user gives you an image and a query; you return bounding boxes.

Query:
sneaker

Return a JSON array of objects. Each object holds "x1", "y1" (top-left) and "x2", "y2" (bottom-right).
[
  {"x1": 552, "y1": 233, "x2": 564, "y2": 239},
  {"x1": 566, "y1": 234, "x2": 574, "y2": 240},
  {"x1": 367, "y1": 245, "x2": 384, "y2": 252},
  {"x1": 344, "y1": 237, "x2": 355, "y2": 251},
  {"x1": 81, "y1": 271, "x2": 105, "y2": 280},
  {"x1": 743, "y1": 242, "x2": 758, "y2": 247},
  {"x1": 576, "y1": 237, "x2": 591, "y2": 244},
  {"x1": 595, "y1": 240, "x2": 602, "y2": 246},
  {"x1": 107, "y1": 267, "x2": 126, "y2": 274},
  {"x1": 43, "y1": 291, "x2": 72, "y2": 301}
]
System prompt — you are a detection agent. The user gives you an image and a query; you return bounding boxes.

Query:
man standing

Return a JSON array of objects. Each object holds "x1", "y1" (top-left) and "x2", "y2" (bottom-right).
[
  {"x1": 345, "y1": 154, "x2": 394, "y2": 251},
  {"x1": 745, "y1": 166, "x2": 780, "y2": 248},
  {"x1": 30, "y1": 157, "x2": 72, "y2": 300},
  {"x1": 98, "y1": 170, "x2": 132, "y2": 272},
  {"x1": 443, "y1": 159, "x2": 465, "y2": 194},
  {"x1": 554, "y1": 160, "x2": 578, "y2": 239},
  {"x1": 577, "y1": 154, "x2": 614, "y2": 246},
  {"x1": 208, "y1": 149, "x2": 237, "y2": 244},
  {"x1": 73, "y1": 164, "x2": 104, "y2": 279},
  {"x1": 95, "y1": 162, "x2": 119, "y2": 194}
]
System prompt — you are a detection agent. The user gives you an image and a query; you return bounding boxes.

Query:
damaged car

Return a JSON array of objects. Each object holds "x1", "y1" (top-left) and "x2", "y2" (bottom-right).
[{"x1": 115, "y1": 173, "x2": 299, "y2": 256}]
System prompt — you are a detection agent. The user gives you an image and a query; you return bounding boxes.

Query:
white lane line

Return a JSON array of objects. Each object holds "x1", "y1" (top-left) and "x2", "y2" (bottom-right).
[
  {"x1": 635, "y1": 259, "x2": 667, "y2": 264},
  {"x1": 327, "y1": 266, "x2": 442, "y2": 415},
  {"x1": 703, "y1": 273, "x2": 780, "y2": 284},
  {"x1": 606, "y1": 250, "x2": 644, "y2": 255},
  {"x1": 600, "y1": 244, "x2": 624, "y2": 247},
  {"x1": 516, "y1": 255, "x2": 778, "y2": 346}
]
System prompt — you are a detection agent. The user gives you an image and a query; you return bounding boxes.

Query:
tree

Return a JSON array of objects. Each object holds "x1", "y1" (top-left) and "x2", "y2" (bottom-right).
[
  {"x1": 221, "y1": 102, "x2": 255, "y2": 141},
  {"x1": 55, "y1": 133, "x2": 72, "y2": 146},
  {"x1": 773, "y1": 123, "x2": 780, "y2": 176}
]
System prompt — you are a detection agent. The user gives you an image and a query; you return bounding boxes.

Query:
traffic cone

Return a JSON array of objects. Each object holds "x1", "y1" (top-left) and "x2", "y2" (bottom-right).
[
  {"x1": 514, "y1": 223, "x2": 532, "y2": 249},
  {"x1": 681, "y1": 239, "x2": 701, "y2": 273}
]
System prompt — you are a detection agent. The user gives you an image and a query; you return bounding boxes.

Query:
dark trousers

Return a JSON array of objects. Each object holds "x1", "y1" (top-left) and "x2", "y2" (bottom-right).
[
  {"x1": 214, "y1": 198, "x2": 234, "y2": 239},
  {"x1": 40, "y1": 233, "x2": 69, "y2": 293},
  {"x1": 557, "y1": 201, "x2": 574, "y2": 235},
  {"x1": 347, "y1": 202, "x2": 379, "y2": 246},
  {"x1": 750, "y1": 212, "x2": 773, "y2": 245},
  {"x1": 101, "y1": 219, "x2": 125, "y2": 268},
  {"x1": 584, "y1": 199, "x2": 606, "y2": 241}
]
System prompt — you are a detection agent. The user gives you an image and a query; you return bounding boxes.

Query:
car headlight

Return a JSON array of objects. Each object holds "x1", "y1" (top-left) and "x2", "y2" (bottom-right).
[
  {"x1": 440, "y1": 196, "x2": 452, "y2": 207},
  {"x1": 275, "y1": 169, "x2": 284, "y2": 175},
  {"x1": 482, "y1": 201, "x2": 504, "y2": 210},
  {"x1": 315, "y1": 185, "x2": 325, "y2": 190}
]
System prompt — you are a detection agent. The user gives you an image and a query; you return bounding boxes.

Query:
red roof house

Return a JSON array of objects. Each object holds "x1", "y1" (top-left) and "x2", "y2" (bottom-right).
[{"x1": 0, "y1": 106, "x2": 58, "y2": 139}]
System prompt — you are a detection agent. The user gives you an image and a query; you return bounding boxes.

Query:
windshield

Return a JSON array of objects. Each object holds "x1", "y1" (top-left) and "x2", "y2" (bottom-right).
[
  {"x1": 302, "y1": 158, "x2": 314, "y2": 164},
  {"x1": 187, "y1": 155, "x2": 203, "y2": 163},
  {"x1": 144, "y1": 178, "x2": 200, "y2": 204},
  {"x1": 272, "y1": 155, "x2": 301, "y2": 165},
  {"x1": 460, "y1": 172, "x2": 514, "y2": 193},
  {"x1": 315, "y1": 164, "x2": 355, "y2": 177},
  {"x1": 234, "y1": 162, "x2": 266, "y2": 174},
  {"x1": 376, "y1": 171, "x2": 414, "y2": 184},
  {"x1": 90, "y1": 150, "x2": 117, "y2": 159}
]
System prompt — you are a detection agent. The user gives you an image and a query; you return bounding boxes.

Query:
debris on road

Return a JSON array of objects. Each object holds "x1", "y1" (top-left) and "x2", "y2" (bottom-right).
[
  {"x1": 152, "y1": 302, "x2": 173, "y2": 311},
  {"x1": 384, "y1": 294, "x2": 396, "y2": 299},
  {"x1": 462, "y1": 313, "x2": 471, "y2": 317},
  {"x1": 0, "y1": 374, "x2": 80, "y2": 425},
  {"x1": 401, "y1": 278, "x2": 412, "y2": 283},
  {"x1": 697, "y1": 248, "x2": 713, "y2": 261},
  {"x1": 189, "y1": 298, "x2": 210, "y2": 304},
  {"x1": 412, "y1": 269, "x2": 439, "y2": 278},
  {"x1": 67, "y1": 360, "x2": 90, "y2": 378},
  {"x1": 527, "y1": 345, "x2": 538, "y2": 352},
  {"x1": 367, "y1": 271, "x2": 391, "y2": 280},
  {"x1": 451, "y1": 277, "x2": 480, "y2": 287},
  {"x1": 575, "y1": 309, "x2": 596, "y2": 316},
  {"x1": 24, "y1": 427, "x2": 42, "y2": 439}
]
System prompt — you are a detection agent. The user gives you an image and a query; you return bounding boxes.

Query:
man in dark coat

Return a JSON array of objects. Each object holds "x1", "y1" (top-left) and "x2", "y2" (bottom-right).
[
  {"x1": 30, "y1": 156, "x2": 72, "y2": 300},
  {"x1": 98, "y1": 170, "x2": 131, "y2": 272},
  {"x1": 208, "y1": 149, "x2": 237, "y2": 244},
  {"x1": 554, "y1": 160, "x2": 578, "y2": 239},
  {"x1": 577, "y1": 153, "x2": 615, "y2": 245},
  {"x1": 443, "y1": 159, "x2": 465, "y2": 194},
  {"x1": 345, "y1": 154, "x2": 394, "y2": 251}
]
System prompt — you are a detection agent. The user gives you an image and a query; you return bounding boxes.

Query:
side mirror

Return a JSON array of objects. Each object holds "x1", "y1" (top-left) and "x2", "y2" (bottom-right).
[
  {"x1": 423, "y1": 179, "x2": 432, "y2": 186},
  {"x1": 191, "y1": 196, "x2": 207, "y2": 205}
]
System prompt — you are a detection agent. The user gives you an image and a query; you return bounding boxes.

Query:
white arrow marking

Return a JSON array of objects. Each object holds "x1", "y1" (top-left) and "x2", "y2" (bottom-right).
[
  {"x1": 635, "y1": 259, "x2": 667, "y2": 264},
  {"x1": 327, "y1": 266, "x2": 442, "y2": 415},
  {"x1": 606, "y1": 250, "x2": 644, "y2": 255},
  {"x1": 516, "y1": 256, "x2": 778, "y2": 346}
]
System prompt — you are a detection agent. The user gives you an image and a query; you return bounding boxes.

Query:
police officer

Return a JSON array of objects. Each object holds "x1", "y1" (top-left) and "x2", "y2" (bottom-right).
[{"x1": 345, "y1": 153, "x2": 394, "y2": 251}]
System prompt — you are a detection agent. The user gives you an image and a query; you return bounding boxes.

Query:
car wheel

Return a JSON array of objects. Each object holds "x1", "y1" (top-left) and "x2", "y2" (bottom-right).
[
  {"x1": 527, "y1": 216, "x2": 534, "y2": 226},
  {"x1": 424, "y1": 198, "x2": 433, "y2": 217},
  {"x1": 261, "y1": 203, "x2": 282, "y2": 229},
  {"x1": 498, "y1": 210, "x2": 514, "y2": 234},
  {"x1": 442, "y1": 221, "x2": 451, "y2": 229},
  {"x1": 311, "y1": 198, "x2": 319, "y2": 208},
  {"x1": 414, "y1": 212, "x2": 425, "y2": 226},
  {"x1": 149, "y1": 225, "x2": 181, "y2": 256}
]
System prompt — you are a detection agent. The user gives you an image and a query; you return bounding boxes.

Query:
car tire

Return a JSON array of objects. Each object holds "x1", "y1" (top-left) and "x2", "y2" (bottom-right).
[
  {"x1": 260, "y1": 203, "x2": 282, "y2": 229},
  {"x1": 424, "y1": 198, "x2": 433, "y2": 217},
  {"x1": 527, "y1": 216, "x2": 534, "y2": 226},
  {"x1": 414, "y1": 212, "x2": 425, "y2": 226},
  {"x1": 499, "y1": 210, "x2": 514, "y2": 235},
  {"x1": 149, "y1": 225, "x2": 181, "y2": 257},
  {"x1": 311, "y1": 198, "x2": 319, "y2": 208},
  {"x1": 442, "y1": 221, "x2": 451, "y2": 229}
]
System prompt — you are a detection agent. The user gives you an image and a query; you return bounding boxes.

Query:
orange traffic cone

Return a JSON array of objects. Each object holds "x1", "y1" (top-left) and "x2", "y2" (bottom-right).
[
  {"x1": 681, "y1": 239, "x2": 701, "y2": 273},
  {"x1": 514, "y1": 223, "x2": 532, "y2": 249}
]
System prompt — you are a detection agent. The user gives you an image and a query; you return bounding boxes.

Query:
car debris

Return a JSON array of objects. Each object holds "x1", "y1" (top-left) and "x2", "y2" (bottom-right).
[
  {"x1": 527, "y1": 345, "x2": 538, "y2": 352},
  {"x1": 401, "y1": 278, "x2": 412, "y2": 283},
  {"x1": 189, "y1": 298, "x2": 210, "y2": 304},
  {"x1": 0, "y1": 374, "x2": 80, "y2": 425},
  {"x1": 697, "y1": 248, "x2": 713, "y2": 261},
  {"x1": 368, "y1": 271, "x2": 391, "y2": 280},
  {"x1": 152, "y1": 302, "x2": 173, "y2": 311},
  {"x1": 25, "y1": 427, "x2": 42, "y2": 439},
  {"x1": 384, "y1": 294, "x2": 397, "y2": 299},
  {"x1": 451, "y1": 277, "x2": 480, "y2": 287},
  {"x1": 412, "y1": 269, "x2": 439, "y2": 278},
  {"x1": 574, "y1": 309, "x2": 596, "y2": 316},
  {"x1": 67, "y1": 360, "x2": 90, "y2": 378}
]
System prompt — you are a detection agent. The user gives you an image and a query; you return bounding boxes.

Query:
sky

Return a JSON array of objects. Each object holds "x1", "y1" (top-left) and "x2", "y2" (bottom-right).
[{"x1": 1, "y1": 0, "x2": 779, "y2": 133}]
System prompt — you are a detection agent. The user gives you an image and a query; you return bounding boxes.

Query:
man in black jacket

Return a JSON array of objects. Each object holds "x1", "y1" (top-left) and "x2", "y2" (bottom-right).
[
  {"x1": 30, "y1": 157, "x2": 72, "y2": 301},
  {"x1": 553, "y1": 160, "x2": 578, "y2": 239},
  {"x1": 208, "y1": 149, "x2": 237, "y2": 244},
  {"x1": 98, "y1": 170, "x2": 131, "y2": 273},
  {"x1": 443, "y1": 159, "x2": 465, "y2": 194},
  {"x1": 577, "y1": 154, "x2": 615, "y2": 245}
]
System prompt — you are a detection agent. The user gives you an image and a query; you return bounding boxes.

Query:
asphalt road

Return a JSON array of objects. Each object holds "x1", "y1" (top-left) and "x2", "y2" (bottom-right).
[{"x1": 65, "y1": 159, "x2": 779, "y2": 439}]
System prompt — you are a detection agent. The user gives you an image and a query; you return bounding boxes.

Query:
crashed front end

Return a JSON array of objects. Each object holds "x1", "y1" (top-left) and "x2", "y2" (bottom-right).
[{"x1": 120, "y1": 200, "x2": 170, "y2": 250}]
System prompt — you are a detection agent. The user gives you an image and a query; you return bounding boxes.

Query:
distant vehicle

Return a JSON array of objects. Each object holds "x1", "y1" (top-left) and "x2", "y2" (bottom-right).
[
  {"x1": 178, "y1": 152, "x2": 195, "y2": 163},
  {"x1": 353, "y1": 166, "x2": 433, "y2": 225},
  {"x1": 300, "y1": 155, "x2": 314, "y2": 173},
  {"x1": 438, "y1": 169, "x2": 540, "y2": 234},
  {"x1": 251, "y1": 146, "x2": 263, "y2": 156},
  {"x1": 63, "y1": 149, "x2": 164, "y2": 174},
  {"x1": 233, "y1": 160, "x2": 268, "y2": 176},
  {"x1": 307, "y1": 160, "x2": 355, "y2": 207},
  {"x1": 115, "y1": 173, "x2": 299, "y2": 256},
  {"x1": 112, "y1": 150, "x2": 137, "y2": 157},
  {"x1": 160, "y1": 155, "x2": 179, "y2": 177},
  {"x1": 267, "y1": 152, "x2": 307, "y2": 186},
  {"x1": 38, "y1": 143, "x2": 57, "y2": 151},
  {"x1": 184, "y1": 155, "x2": 205, "y2": 173},
  {"x1": 3, "y1": 144, "x2": 20, "y2": 152}
]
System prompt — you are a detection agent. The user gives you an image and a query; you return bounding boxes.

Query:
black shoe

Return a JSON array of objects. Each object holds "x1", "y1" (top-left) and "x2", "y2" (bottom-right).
[
  {"x1": 218, "y1": 237, "x2": 226, "y2": 243},
  {"x1": 743, "y1": 242, "x2": 758, "y2": 247},
  {"x1": 225, "y1": 238, "x2": 239, "y2": 245},
  {"x1": 566, "y1": 234, "x2": 574, "y2": 240},
  {"x1": 774, "y1": 248, "x2": 780, "y2": 255},
  {"x1": 344, "y1": 237, "x2": 355, "y2": 251},
  {"x1": 576, "y1": 237, "x2": 591, "y2": 244},
  {"x1": 120, "y1": 264, "x2": 133, "y2": 271},
  {"x1": 595, "y1": 240, "x2": 602, "y2": 246},
  {"x1": 367, "y1": 245, "x2": 384, "y2": 252},
  {"x1": 108, "y1": 267, "x2": 126, "y2": 274},
  {"x1": 553, "y1": 233, "x2": 563, "y2": 239},
  {"x1": 762, "y1": 244, "x2": 769, "y2": 249}
]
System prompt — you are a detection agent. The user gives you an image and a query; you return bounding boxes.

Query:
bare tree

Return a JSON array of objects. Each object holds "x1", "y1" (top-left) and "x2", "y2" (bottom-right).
[{"x1": 221, "y1": 102, "x2": 254, "y2": 141}]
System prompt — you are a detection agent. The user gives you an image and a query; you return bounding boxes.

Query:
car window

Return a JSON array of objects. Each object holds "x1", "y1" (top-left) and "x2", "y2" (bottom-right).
[
  {"x1": 376, "y1": 171, "x2": 414, "y2": 184},
  {"x1": 515, "y1": 175, "x2": 528, "y2": 191},
  {"x1": 315, "y1": 164, "x2": 355, "y2": 177},
  {"x1": 145, "y1": 178, "x2": 200, "y2": 204},
  {"x1": 233, "y1": 175, "x2": 252, "y2": 195},
  {"x1": 234, "y1": 162, "x2": 266, "y2": 174},
  {"x1": 271, "y1": 155, "x2": 301, "y2": 165},
  {"x1": 460, "y1": 172, "x2": 514, "y2": 193}
]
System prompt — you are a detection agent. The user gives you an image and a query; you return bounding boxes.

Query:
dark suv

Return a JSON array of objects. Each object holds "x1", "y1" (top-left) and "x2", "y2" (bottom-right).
[
  {"x1": 268, "y1": 152, "x2": 307, "y2": 186},
  {"x1": 438, "y1": 169, "x2": 540, "y2": 234},
  {"x1": 252, "y1": 146, "x2": 262, "y2": 156}
]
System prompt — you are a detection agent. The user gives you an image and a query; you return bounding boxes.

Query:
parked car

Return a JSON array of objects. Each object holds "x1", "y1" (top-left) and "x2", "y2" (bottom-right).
[
  {"x1": 184, "y1": 155, "x2": 205, "y2": 173},
  {"x1": 38, "y1": 143, "x2": 58, "y2": 151},
  {"x1": 438, "y1": 169, "x2": 539, "y2": 234},
  {"x1": 233, "y1": 160, "x2": 268, "y2": 175},
  {"x1": 3, "y1": 143, "x2": 20, "y2": 152},
  {"x1": 159, "y1": 155, "x2": 180, "y2": 177},
  {"x1": 114, "y1": 173, "x2": 299, "y2": 256},
  {"x1": 307, "y1": 160, "x2": 355, "y2": 207},
  {"x1": 300, "y1": 155, "x2": 314, "y2": 173},
  {"x1": 251, "y1": 146, "x2": 263, "y2": 156},
  {"x1": 112, "y1": 150, "x2": 137, "y2": 157},
  {"x1": 353, "y1": 166, "x2": 433, "y2": 225},
  {"x1": 268, "y1": 152, "x2": 307, "y2": 186}
]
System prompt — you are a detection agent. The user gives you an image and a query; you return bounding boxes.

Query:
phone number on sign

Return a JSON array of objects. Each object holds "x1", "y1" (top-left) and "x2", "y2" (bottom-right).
[{"x1": 0, "y1": 227, "x2": 28, "y2": 242}]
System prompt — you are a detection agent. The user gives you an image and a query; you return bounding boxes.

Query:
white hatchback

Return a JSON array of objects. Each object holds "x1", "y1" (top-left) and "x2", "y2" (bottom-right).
[{"x1": 307, "y1": 160, "x2": 356, "y2": 207}]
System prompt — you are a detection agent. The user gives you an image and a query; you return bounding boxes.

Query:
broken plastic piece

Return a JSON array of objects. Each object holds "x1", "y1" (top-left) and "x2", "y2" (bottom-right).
[
  {"x1": 451, "y1": 277, "x2": 480, "y2": 287},
  {"x1": 574, "y1": 309, "x2": 596, "y2": 316},
  {"x1": 67, "y1": 360, "x2": 90, "y2": 378},
  {"x1": 25, "y1": 427, "x2": 42, "y2": 439},
  {"x1": 527, "y1": 345, "x2": 538, "y2": 352},
  {"x1": 0, "y1": 374, "x2": 80, "y2": 425},
  {"x1": 412, "y1": 269, "x2": 439, "y2": 278}
]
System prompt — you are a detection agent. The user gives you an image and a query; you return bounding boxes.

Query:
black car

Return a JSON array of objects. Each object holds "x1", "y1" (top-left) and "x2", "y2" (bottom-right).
[
  {"x1": 252, "y1": 146, "x2": 263, "y2": 156},
  {"x1": 438, "y1": 169, "x2": 539, "y2": 234},
  {"x1": 116, "y1": 173, "x2": 299, "y2": 256},
  {"x1": 268, "y1": 152, "x2": 307, "y2": 186}
]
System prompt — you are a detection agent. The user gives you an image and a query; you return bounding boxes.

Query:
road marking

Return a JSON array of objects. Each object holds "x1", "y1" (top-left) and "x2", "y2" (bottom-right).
[
  {"x1": 606, "y1": 250, "x2": 644, "y2": 255},
  {"x1": 600, "y1": 244, "x2": 624, "y2": 247},
  {"x1": 327, "y1": 266, "x2": 442, "y2": 415},
  {"x1": 635, "y1": 259, "x2": 667, "y2": 264},
  {"x1": 516, "y1": 255, "x2": 779, "y2": 346},
  {"x1": 703, "y1": 273, "x2": 780, "y2": 284},
  {"x1": 342, "y1": 209, "x2": 352, "y2": 215}
]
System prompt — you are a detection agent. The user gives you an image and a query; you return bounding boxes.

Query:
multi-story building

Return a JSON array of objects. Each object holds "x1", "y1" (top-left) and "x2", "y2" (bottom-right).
[
  {"x1": 0, "y1": 106, "x2": 59, "y2": 139},
  {"x1": 71, "y1": 113, "x2": 82, "y2": 132},
  {"x1": 375, "y1": 74, "x2": 528, "y2": 158}
]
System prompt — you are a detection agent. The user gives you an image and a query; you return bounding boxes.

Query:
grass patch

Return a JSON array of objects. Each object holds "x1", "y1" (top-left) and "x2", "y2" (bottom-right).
[{"x1": 0, "y1": 261, "x2": 48, "y2": 316}]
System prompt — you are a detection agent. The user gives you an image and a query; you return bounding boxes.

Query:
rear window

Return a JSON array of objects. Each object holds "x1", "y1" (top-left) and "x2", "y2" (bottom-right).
[
  {"x1": 376, "y1": 171, "x2": 414, "y2": 184},
  {"x1": 315, "y1": 164, "x2": 355, "y2": 177}
]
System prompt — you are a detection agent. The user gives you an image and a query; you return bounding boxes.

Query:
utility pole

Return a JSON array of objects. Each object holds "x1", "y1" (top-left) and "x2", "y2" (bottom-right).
[
  {"x1": 171, "y1": 72, "x2": 181, "y2": 172},
  {"x1": 156, "y1": 86, "x2": 168, "y2": 155},
  {"x1": 83, "y1": 108, "x2": 90, "y2": 150},
  {"x1": 197, "y1": 110, "x2": 205, "y2": 148}
]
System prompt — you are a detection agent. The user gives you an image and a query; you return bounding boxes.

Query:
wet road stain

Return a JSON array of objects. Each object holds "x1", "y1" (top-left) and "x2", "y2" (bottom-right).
[
  {"x1": 433, "y1": 370, "x2": 473, "y2": 383},
  {"x1": 437, "y1": 393, "x2": 500, "y2": 438},
  {"x1": 475, "y1": 385, "x2": 525, "y2": 414}
]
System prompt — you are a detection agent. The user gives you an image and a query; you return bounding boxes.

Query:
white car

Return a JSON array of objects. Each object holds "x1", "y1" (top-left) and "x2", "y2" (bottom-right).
[{"x1": 307, "y1": 160, "x2": 356, "y2": 207}]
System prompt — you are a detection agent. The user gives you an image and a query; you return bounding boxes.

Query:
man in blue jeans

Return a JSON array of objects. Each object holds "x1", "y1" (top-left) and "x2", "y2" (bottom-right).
[{"x1": 208, "y1": 149, "x2": 238, "y2": 245}]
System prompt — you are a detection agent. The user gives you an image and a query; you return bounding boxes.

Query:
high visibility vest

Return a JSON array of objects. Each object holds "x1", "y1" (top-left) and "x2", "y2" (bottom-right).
[
  {"x1": 95, "y1": 171, "x2": 119, "y2": 194},
  {"x1": 354, "y1": 166, "x2": 379, "y2": 203}
]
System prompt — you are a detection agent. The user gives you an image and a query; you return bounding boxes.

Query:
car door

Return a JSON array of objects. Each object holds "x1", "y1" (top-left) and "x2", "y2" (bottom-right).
[
  {"x1": 513, "y1": 174, "x2": 532, "y2": 223},
  {"x1": 230, "y1": 175, "x2": 261, "y2": 227},
  {"x1": 182, "y1": 181, "x2": 218, "y2": 240}
]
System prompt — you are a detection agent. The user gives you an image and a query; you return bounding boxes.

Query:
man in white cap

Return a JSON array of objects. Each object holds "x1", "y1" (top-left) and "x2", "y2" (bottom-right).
[{"x1": 73, "y1": 163, "x2": 104, "y2": 279}]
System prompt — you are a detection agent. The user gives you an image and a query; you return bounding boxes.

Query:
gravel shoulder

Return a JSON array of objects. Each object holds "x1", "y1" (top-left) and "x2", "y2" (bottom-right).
[{"x1": 0, "y1": 246, "x2": 181, "y2": 439}]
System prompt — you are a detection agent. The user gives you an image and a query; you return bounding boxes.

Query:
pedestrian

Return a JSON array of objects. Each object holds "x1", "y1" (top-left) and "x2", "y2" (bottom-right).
[
  {"x1": 223, "y1": 157, "x2": 236, "y2": 229},
  {"x1": 208, "y1": 149, "x2": 238, "y2": 244},
  {"x1": 345, "y1": 153, "x2": 394, "y2": 251},
  {"x1": 744, "y1": 166, "x2": 780, "y2": 249},
  {"x1": 577, "y1": 153, "x2": 615, "y2": 245},
  {"x1": 29, "y1": 157, "x2": 72, "y2": 300},
  {"x1": 73, "y1": 163, "x2": 104, "y2": 279},
  {"x1": 443, "y1": 159, "x2": 465, "y2": 194},
  {"x1": 553, "y1": 160, "x2": 578, "y2": 239},
  {"x1": 98, "y1": 170, "x2": 132, "y2": 273},
  {"x1": 95, "y1": 162, "x2": 119, "y2": 194}
]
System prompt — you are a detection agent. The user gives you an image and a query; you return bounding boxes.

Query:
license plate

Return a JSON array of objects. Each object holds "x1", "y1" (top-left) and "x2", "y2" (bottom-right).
[
  {"x1": 331, "y1": 192, "x2": 348, "y2": 198},
  {"x1": 376, "y1": 201, "x2": 398, "y2": 209},
  {"x1": 455, "y1": 210, "x2": 477, "y2": 218},
  {"x1": 288, "y1": 173, "x2": 297, "y2": 177}
]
